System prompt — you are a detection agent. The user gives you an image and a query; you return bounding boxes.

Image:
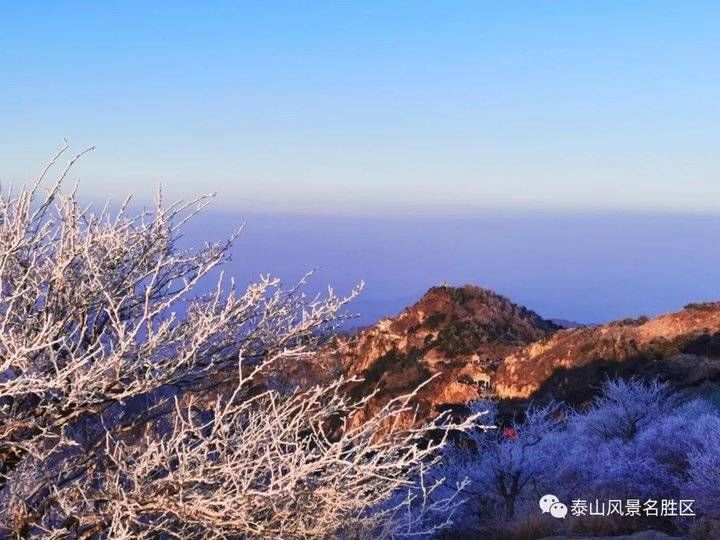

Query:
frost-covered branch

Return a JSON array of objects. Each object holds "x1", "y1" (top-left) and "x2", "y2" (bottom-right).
[{"x1": 0, "y1": 145, "x2": 478, "y2": 538}]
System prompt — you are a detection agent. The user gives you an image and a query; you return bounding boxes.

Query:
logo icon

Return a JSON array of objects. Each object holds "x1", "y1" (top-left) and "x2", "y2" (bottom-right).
[{"x1": 539, "y1": 494, "x2": 568, "y2": 519}]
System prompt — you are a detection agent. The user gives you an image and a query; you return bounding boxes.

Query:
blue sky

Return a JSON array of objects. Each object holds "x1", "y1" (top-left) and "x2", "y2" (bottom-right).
[{"x1": 2, "y1": 1, "x2": 719, "y2": 214}]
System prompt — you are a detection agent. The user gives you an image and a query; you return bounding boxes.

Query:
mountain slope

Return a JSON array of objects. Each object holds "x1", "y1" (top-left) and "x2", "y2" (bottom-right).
[
  {"x1": 325, "y1": 285, "x2": 559, "y2": 424},
  {"x1": 325, "y1": 288, "x2": 720, "y2": 426},
  {"x1": 495, "y1": 302, "x2": 720, "y2": 403}
]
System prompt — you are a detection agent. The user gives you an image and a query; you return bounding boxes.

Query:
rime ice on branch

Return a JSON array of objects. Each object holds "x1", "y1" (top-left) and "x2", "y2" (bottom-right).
[{"x1": 0, "y1": 143, "x2": 481, "y2": 538}]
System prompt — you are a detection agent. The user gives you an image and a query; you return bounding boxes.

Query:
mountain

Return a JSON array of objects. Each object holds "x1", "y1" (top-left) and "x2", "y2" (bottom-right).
[
  {"x1": 323, "y1": 285, "x2": 559, "y2": 425},
  {"x1": 495, "y1": 302, "x2": 720, "y2": 403},
  {"x1": 550, "y1": 318, "x2": 586, "y2": 329},
  {"x1": 323, "y1": 288, "x2": 720, "y2": 425}
]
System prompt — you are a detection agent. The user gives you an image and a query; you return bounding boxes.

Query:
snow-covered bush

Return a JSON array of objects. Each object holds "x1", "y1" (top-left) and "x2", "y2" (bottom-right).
[
  {"x1": 420, "y1": 401, "x2": 564, "y2": 533},
  {"x1": 573, "y1": 378, "x2": 672, "y2": 442},
  {"x1": 688, "y1": 415, "x2": 720, "y2": 518},
  {"x1": 432, "y1": 378, "x2": 720, "y2": 536},
  {"x1": 474, "y1": 403, "x2": 565, "y2": 521},
  {"x1": 0, "y1": 145, "x2": 477, "y2": 538}
]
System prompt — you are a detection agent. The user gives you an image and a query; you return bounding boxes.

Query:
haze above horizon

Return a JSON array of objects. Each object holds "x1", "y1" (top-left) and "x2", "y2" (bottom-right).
[{"x1": 2, "y1": 1, "x2": 719, "y2": 214}]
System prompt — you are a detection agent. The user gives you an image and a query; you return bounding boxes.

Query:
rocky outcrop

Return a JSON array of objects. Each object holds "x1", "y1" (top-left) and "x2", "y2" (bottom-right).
[
  {"x1": 323, "y1": 285, "x2": 559, "y2": 424},
  {"x1": 328, "y1": 289, "x2": 720, "y2": 423},
  {"x1": 495, "y1": 302, "x2": 720, "y2": 402}
]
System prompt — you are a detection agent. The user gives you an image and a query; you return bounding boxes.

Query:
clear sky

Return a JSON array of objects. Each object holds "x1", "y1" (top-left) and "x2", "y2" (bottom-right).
[{"x1": 2, "y1": 1, "x2": 719, "y2": 215}]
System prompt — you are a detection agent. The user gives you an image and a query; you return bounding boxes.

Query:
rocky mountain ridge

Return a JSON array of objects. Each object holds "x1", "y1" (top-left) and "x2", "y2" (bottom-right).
[
  {"x1": 496, "y1": 300, "x2": 720, "y2": 403},
  {"x1": 324, "y1": 286, "x2": 720, "y2": 423},
  {"x1": 322, "y1": 285, "x2": 558, "y2": 424}
]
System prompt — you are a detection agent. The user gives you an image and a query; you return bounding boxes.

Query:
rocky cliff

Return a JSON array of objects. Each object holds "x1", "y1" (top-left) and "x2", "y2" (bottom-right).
[
  {"x1": 324, "y1": 285, "x2": 559, "y2": 423},
  {"x1": 495, "y1": 301, "x2": 720, "y2": 403},
  {"x1": 327, "y1": 287, "x2": 720, "y2": 423}
]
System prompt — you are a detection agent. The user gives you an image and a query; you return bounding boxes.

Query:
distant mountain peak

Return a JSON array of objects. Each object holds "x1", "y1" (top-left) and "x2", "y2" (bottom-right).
[
  {"x1": 323, "y1": 285, "x2": 720, "y2": 428},
  {"x1": 386, "y1": 284, "x2": 559, "y2": 357},
  {"x1": 323, "y1": 284, "x2": 559, "y2": 427},
  {"x1": 550, "y1": 318, "x2": 586, "y2": 329}
]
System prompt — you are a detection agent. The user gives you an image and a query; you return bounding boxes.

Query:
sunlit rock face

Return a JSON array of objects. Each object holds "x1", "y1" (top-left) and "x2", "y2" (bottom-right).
[
  {"x1": 494, "y1": 302, "x2": 720, "y2": 403},
  {"x1": 323, "y1": 285, "x2": 559, "y2": 427},
  {"x1": 324, "y1": 287, "x2": 720, "y2": 427}
]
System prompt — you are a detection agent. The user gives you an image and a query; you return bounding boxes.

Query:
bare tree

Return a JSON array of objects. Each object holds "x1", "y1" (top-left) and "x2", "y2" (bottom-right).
[{"x1": 0, "y1": 143, "x2": 477, "y2": 538}]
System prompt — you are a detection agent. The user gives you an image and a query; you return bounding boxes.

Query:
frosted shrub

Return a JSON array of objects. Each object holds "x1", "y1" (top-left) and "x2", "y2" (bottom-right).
[
  {"x1": 688, "y1": 417, "x2": 720, "y2": 518},
  {"x1": 576, "y1": 378, "x2": 671, "y2": 442},
  {"x1": 432, "y1": 378, "x2": 720, "y2": 535},
  {"x1": 0, "y1": 144, "x2": 477, "y2": 539},
  {"x1": 425, "y1": 401, "x2": 563, "y2": 530},
  {"x1": 475, "y1": 404, "x2": 565, "y2": 521},
  {"x1": 553, "y1": 382, "x2": 718, "y2": 502}
]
